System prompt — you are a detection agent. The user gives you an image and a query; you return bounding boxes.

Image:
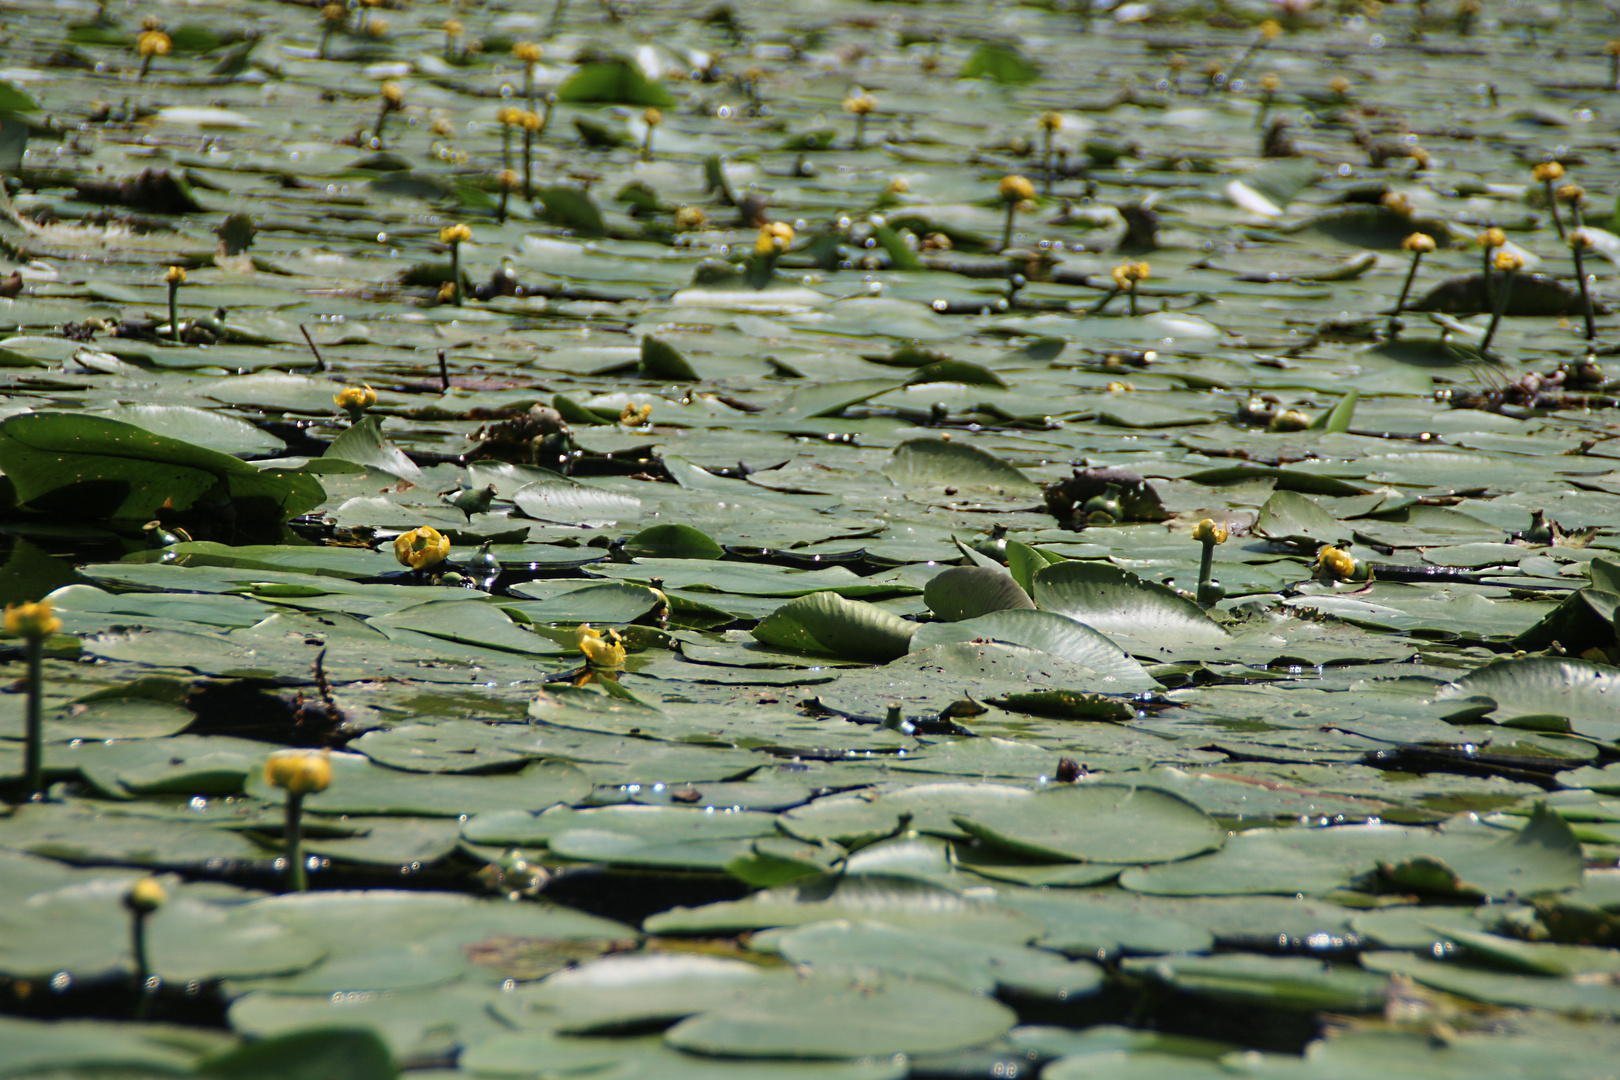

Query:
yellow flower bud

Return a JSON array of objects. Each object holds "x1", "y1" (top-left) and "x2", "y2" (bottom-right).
[
  {"x1": 1532, "y1": 161, "x2": 1565, "y2": 183},
  {"x1": 519, "y1": 110, "x2": 542, "y2": 132},
  {"x1": 1328, "y1": 75, "x2": 1351, "y2": 95},
  {"x1": 512, "y1": 41, "x2": 542, "y2": 64},
  {"x1": 136, "y1": 30, "x2": 171, "y2": 57},
  {"x1": 756, "y1": 221, "x2": 794, "y2": 255},
  {"x1": 164, "y1": 266, "x2": 187, "y2": 286},
  {"x1": 264, "y1": 749, "x2": 332, "y2": 796},
  {"x1": 1557, "y1": 183, "x2": 1586, "y2": 204},
  {"x1": 674, "y1": 205, "x2": 708, "y2": 231},
  {"x1": 1479, "y1": 227, "x2": 1506, "y2": 249},
  {"x1": 1259, "y1": 18, "x2": 1281, "y2": 40},
  {"x1": 380, "y1": 82, "x2": 405, "y2": 109},
  {"x1": 439, "y1": 223, "x2": 472, "y2": 245},
  {"x1": 643, "y1": 107, "x2": 662, "y2": 127},
  {"x1": 442, "y1": 18, "x2": 463, "y2": 37},
  {"x1": 998, "y1": 175, "x2": 1036, "y2": 203},
  {"x1": 394, "y1": 526, "x2": 450, "y2": 570},
  {"x1": 5, "y1": 600, "x2": 61, "y2": 640},
  {"x1": 1314, "y1": 545, "x2": 1360, "y2": 581},
  {"x1": 1111, "y1": 261, "x2": 1150, "y2": 289},
  {"x1": 497, "y1": 169, "x2": 520, "y2": 191},
  {"x1": 1572, "y1": 228, "x2": 1596, "y2": 251},
  {"x1": 1039, "y1": 111, "x2": 1062, "y2": 132},
  {"x1": 1608, "y1": 39, "x2": 1620, "y2": 56},
  {"x1": 1494, "y1": 249, "x2": 1524, "y2": 272},
  {"x1": 1269, "y1": 408, "x2": 1311, "y2": 432},
  {"x1": 126, "y1": 877, "x2": 167, "y2": 913},
  {"x1": 1192, "y1": 519, "x2": 1228, "y2": 545},
  {"x1": 496, "y1": 105, "x2": 520, "y2": 127},
  {"x1": 321, "y1": 3, "x2": 345, "y2": 21},
  {"x1": 843, "y1": 92, "x2": 875, "y2": 116},
  {"x1": 333, "y1": 384, "x2": 376, "y2": 413},
  {"x1": 1402, "y1": 232, "x2": 1436, "y2": 253},
  {"x1": 1259, "y1": 74, "x2": 1281, "y2": 93},
  {"x1": 619, "y1": 402, "x2": 652, "y2": 425}
]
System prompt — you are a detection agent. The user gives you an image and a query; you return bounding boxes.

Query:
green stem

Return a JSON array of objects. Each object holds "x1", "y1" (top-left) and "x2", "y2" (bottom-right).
[
  {"x1": 498, "y1": 185, "x2": 509, "y2": 224},
  {"x1": 1197, "y1": 542, "x2": 1215, "y2": 592},
  {"x1": 450, "y1": 241, "x2": 463, "y2": 307},
  {"x1": 1043, "y1": 129, "x2": 1054, "y2": 195},
  {"x1": 372, "y1": 103, "x2": 389, "y2": 145},
  {"x1": 1481, "y1": 245, "x2": 1495, "y2": 310},
  {"x1": 641, "y1": 128, "x2": 653, "y2": 162},
  {"x1": 1546, "y1": 179, "x2": 1567, "y2": 240},
  {"x1": 1088, "y1": 287, "x2": 1121, "y2": 315},
  {"x1": 501, "y1": 125, "x2": 511, "y2": 173},
  {"x1": 525, "y1": 65, "x2": 535, "y2": 114},
  {"x1": 548, "y1": 0, "x2": 568, "y2": 31},
  {"x1": 131, "y1": 909, "x2": 152, "y2": 1019},
  {"x1": 23, "y1": 636, "x2": 42, "y2": 800},
  {"x1": 167, "y1": 282, "x2": 180, "y2": 343},
  {"x1": 1480, "y1": 269, "x2": 1516, "y2": 354},
  {"x1": 1387, "y1": 251, "x2": 1424, "y2": 338},
  {"x1": 854, "y1": 114, "x2": 865, "y2": 151},
  {"x1": 1001, "y1": 202, "x2": 1016, "y2": 252},
  {"x1": 1127, "y1": 281, "x2": 1139, "y2": 317},
  {"x1": 1574, "y1": 244, "x2": 1596, "y2": 341},
  {"x1": 522, "y1": 126, "x2": 534, "y2": 199},
  {"x1": 285, "y1": 790, "x2": 307, "y2": 892}
]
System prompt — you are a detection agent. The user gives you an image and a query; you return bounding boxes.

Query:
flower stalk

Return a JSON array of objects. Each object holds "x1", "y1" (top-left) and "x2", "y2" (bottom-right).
[
  {"x1": 1480, "y1": 249, "x2": 1522, "y2": 354},
  {"x1": 1571, "y1": 230, "x2": 1598, "y2": 342},
  {"x1": 264, "y1": 750, "x2": 332, "y2": 892},
  {"x1": 1534, "y1": 161, "x2": 1567, "y2": 240},
  {"x1": 1039, "y1": 112, "x2": 1061, "y2": 194},
  {"x1": 1478, "y1": 227, "x2": 1505, "y2": 309}
]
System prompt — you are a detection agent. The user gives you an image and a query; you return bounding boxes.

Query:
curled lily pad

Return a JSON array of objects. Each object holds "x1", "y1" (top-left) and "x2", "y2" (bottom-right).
[{"x1": 753, "y1": 591, "x2": 916, "y2": 662}]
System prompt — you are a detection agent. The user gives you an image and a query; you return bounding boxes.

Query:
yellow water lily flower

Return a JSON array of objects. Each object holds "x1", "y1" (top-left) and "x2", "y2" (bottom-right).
[{"x1": 394, "y1": 526, "x2": 450, "y2": 570}]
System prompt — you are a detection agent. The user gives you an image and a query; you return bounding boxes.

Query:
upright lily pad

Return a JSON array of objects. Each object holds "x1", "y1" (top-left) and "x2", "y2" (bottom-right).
[
  {"x1": 1032, "y1": 562, "x2": 1230, "y2": 653},
  {"x1": 0, "y1": 412, "x2": 324, "y2": 524},
  {"x1": 753, "y1": 591, "x2": 916, "y2": 662},
  {"x1": 923, "y1": 565, "x2": 1035, "y2": 621}
]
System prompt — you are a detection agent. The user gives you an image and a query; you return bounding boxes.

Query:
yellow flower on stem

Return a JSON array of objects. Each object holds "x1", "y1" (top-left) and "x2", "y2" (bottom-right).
[
  {"x1": 440, "y1": 224, "x2": 472, "y2": 306},
  {"x1": 7, "y1": 599, "x2": 60, "y2": 802},
  {"x1": 1192, "y1": 518, "x2": 1228, "y2": 607},
  {"x1": 843, "y1": 91, "x2": 875, "y2": 149},
  {"x1": 333, "y1": 384, "x2": 376, "y2": 419},
  {"x1": 756, "y1": 221, "x2": 794, "y2": 256},
  {"x1": 394, "y1": 526, "x2": 450, "y2": 571},
  {"x1": 998, "y1": 176, "x2": 1035, "y2": 251},
  {"x1": 1388, "y1": 233, "x2": 1435, "y2": 338},
  {"x1": 1534, "y1": 161, "x2": 1569, "y2": 239},
  {"x1": 1110, "y1": 261, "x2": 1150, "y2": 316},
  {"x1": 641, "y1": 107, "x2": 661, "y2": 161},
  {"x1": 264, "y1": 750, "x2": 331, "y2": 893}
]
